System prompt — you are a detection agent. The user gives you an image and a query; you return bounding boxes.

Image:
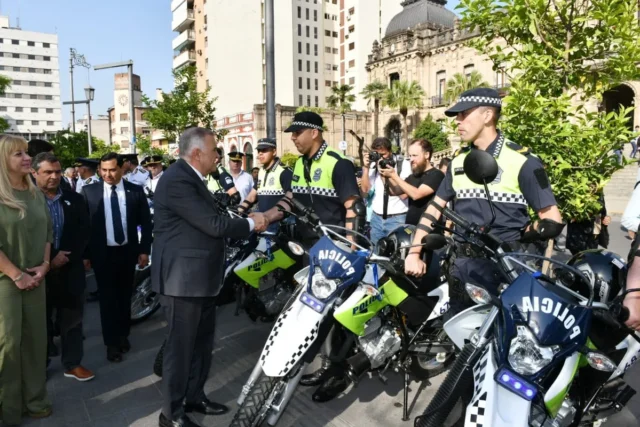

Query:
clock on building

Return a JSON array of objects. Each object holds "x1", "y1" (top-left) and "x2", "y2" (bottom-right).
[{"x1": 118, "y1": 94, "x2": 128, "y2": 106}]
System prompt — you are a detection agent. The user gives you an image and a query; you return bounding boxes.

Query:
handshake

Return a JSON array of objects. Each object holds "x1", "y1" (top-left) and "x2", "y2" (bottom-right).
[{"x1": 249, "y1": 212, "x2": 270, "y2": 233}]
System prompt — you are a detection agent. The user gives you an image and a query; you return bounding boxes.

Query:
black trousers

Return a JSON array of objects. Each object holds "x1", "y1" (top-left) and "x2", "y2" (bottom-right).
[
  {"x1": 46, "y1": 271, "x2": 85, "y2": 371},
  {"x1": 93, "y1": 245, "x2": 137, "y2": 347},
  {"x1": 160, "y1": 294, "x2": 217, "y2": 420}
]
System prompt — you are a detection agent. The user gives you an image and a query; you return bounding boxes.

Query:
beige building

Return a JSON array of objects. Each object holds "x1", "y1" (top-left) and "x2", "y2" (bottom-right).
[{"x1": 74, "y1": 114, "x2": 111, "y2": 144}]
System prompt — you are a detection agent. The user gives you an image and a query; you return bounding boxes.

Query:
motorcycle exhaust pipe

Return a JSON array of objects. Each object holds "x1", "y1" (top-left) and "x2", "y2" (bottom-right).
[
  {"x1": 266, "y1": 362, "x2": 308, "y2": 426},
  {"x1": 346, "y1": 352, "x2": 371, "y2": 385},
  {"x1": 237, "y1": 362, "x2": 263, "y2": 406}
]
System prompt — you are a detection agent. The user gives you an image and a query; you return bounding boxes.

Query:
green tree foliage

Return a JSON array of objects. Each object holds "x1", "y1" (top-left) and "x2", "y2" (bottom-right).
[
  {"x1": 383, "y1": 81, "x2": 425, "y2": 153},
  {"x1": 48, "y1": 130, "x2": 118, "y2": 167},
  {"x1": 135, "y1": 134, "x2": 169, "y2": 158},
  {"x1": 361, "y1": 81, "x2": 387, "y2": 138},
  {"x1": 0, "y1": 75, "x2": 11, "y2": 132},
  {"x1": 142, "y1": 66, "x2": 222, "y2": 142},
  {"x1": 412, "y1": 114, "x2": 450, "y2": 153},
  {"x1": 326, "y1": 84, "x2": 356, "y2": 114},
  {"x1": 280, "y1": 151, "x2": 299, "y2": 168},
  {"x1": 458, "y1": 0, "x2": 640, "y2": 221},
  {"x1": 444, "y1": 71, "x2": 490, "y2": 104}
]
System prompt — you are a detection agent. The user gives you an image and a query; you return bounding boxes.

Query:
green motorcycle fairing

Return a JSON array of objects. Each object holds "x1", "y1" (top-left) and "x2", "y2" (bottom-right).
[{"x1": 233, "y1": 237, "x2": 296, "y2": 288}]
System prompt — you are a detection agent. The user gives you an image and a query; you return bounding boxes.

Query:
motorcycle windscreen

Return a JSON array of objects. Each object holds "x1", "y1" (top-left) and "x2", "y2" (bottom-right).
[
  {"x1": 465, "y1": 344, "x2": 532, "y2": 427},
  {"x1": 259, "y1": 297, "x2": 329, "y2": 377},
  {"x1": 444, "y1": 304, "x2": 493, "y2": 350},
  {"x1": 234, "y1": 237, "x2": 296, "y2": 288}
]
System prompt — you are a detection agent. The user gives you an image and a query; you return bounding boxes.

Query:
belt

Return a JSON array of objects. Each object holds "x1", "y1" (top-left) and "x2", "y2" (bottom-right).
[{"x1": 374, "y1": 211, "x2": 406, "y2": 218}]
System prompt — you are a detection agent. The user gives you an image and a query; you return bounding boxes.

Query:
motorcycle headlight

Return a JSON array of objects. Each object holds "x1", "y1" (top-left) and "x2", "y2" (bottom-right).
[
  {"x1": 310, "y1": 267, "x2": 339, "y2": 300},
  {"x1": 508, "y1": 325, "x2": 559, "y2": 376}
]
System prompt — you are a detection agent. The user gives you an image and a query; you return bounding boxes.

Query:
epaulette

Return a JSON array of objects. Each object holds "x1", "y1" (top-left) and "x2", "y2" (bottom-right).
[
  {"x1": 453, "y1": 146, "x2": 471, "y2": 157},
  {"x1": 506, "y1": 141, "x2": 531, "y2": 155},
  {"x1": 85, "y1": 178, "x2": 92, "y2": 184},
  {"x1": 137, "y1": 167, "x2": 147, "y2": 173}
]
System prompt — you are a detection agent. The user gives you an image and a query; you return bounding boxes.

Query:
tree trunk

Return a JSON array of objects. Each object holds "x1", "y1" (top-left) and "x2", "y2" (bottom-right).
[
  {"x1": 373, "y1": 100, "x2": 380, "y2": 138},
  {"x1": 402, "y1": 112, "x2": 409, "y2": 154}
]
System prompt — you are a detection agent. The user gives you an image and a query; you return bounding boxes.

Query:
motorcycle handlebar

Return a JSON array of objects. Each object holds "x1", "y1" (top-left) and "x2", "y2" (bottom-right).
[
  {"x1": 442, "y1": 207, "x2": 472, "y2": 231},
  {"x1": 593, "y1": 306, "x2": 631, "y2": 331},
  {"x1": 290, "y1": 198, "x2": 321, "y2": 225}
]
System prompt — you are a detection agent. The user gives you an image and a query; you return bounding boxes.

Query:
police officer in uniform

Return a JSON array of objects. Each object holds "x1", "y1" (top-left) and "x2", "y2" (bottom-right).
[
  {"x1": 405, "y1": 88, "x2": 564, "y2": 315},
  {"x1": 237, "y1": 137, "x2": 293, "y2": 231},
  {"x1": 123, "y1": 154, "x2": 149, "y2": 187},
  {"x1": 205, "y1": 147, "x2": 241, "y2": 206},
  {"x1": 74, "y1": 158, "x2": 100, "y2": 193},
  {"x1": 143, "y1": 155, "x2": 164, "y2": 199},
  {"x1": 261, "y1": 111, "x2": 366, "y2": 402}
]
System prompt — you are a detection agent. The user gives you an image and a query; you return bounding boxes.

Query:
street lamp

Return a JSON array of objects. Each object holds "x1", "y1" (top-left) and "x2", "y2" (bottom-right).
[
  {"x1": 85, "y1": 85, "x2": 95, "y2": 155},
  {"x1": 69, "y1": 48, "x2": 91, "y2": 132}
]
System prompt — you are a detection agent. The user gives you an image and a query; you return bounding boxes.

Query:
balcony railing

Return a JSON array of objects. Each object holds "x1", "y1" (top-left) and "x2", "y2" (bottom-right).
[
  {"x1": 431, "y1": 96, "x2": 446, "y2": 107},
  {"x1": 172, "y1": 29, "x2": 196, "y2": 50},
  {"x1": 171, "y1": 7, "x2": 195, "y2": 32},
  {"x1": 173, "y1": 50, "x2": 196, "y2": 70}
]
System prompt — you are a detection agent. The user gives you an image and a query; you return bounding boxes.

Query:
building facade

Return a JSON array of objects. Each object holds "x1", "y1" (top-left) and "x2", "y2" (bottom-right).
[
  {"x1": 0, "y1": 15, "x2": 62, "y2": 140},
  {"x1": 74, "y1": 114, "x2": 111, "y2": 144}
]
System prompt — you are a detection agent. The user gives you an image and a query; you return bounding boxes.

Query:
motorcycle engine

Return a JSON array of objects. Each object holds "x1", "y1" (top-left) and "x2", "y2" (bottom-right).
[
  {"x1": 254, "y1": 271, "x2": 294, "y2": 317},
  {"x1": 357, "y1": 317, "x2": 402, "y2": 369}
]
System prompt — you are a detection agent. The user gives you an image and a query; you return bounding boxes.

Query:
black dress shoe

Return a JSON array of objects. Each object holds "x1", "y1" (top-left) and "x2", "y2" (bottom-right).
[
  {"x1": 107, "y1": 346, "x2": 123, "y2": 363},
  {"x1": 158, "y1": 412, "x2": 201, "y2": 427},
  {"x1": 312, "y1": 374, "x2": 350, "y2": 402},
  {"x1": 300, "y1": 356, "x2": 334, "y2": 387},
  {"x1": 184, "y1": 398, "x2": 229, "y2": 416},
  {"x1": 120, "y1": 338, "x2": 131, "y2": 354}
]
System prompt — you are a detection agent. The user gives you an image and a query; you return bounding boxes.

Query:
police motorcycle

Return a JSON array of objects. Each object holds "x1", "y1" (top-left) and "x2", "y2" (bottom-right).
[
  {"x1": 231, "y1": 199, "x2": 456, "y2": 427},
  {"x1": 415, "y1": 149, "x2": 640, "y2": 427}
]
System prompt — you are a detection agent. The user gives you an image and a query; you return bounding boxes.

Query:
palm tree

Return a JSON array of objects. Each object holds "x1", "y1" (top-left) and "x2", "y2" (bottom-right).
[
  {"x1": 444, "y1": 71, "x2": 490, "y2": 104},
  {"x1": 383, "y1": 80, "x2": 425, "y2": 153},
  {"x1": 327, "y1": 84, "x2": 356, "y2": 143},
  {"x1": 361, "y1": 81, "x2": 387, "y2": 138}
]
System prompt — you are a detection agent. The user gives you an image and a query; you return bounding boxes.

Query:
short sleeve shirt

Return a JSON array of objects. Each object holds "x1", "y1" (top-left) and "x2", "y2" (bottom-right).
[{"x1": 405, "y1": 168, "x2": 445, "y2": 225}]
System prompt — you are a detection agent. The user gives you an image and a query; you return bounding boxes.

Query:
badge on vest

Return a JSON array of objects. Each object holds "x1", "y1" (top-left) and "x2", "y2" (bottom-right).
[
  {"x1": 225, "y1": 177, "x2": 233, "y2": 185},
  {"x1": 268, "y1": 176, "x2": 275, "y2": 186},
  {"x1": 492, "y1": 167, "x2": 504, "y2": 184},
  {"x1": 454, "y1": 167, "x2": 464, "y2": 175},
  {"x1": 313, "y1": 169, "x2": 322, "y2": 182},
  {"x1": 292, "y1": 174, "x2": 300, "y2": 182}
]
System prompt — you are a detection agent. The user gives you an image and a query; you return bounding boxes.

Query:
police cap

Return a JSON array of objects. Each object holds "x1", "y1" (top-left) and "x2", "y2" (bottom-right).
[
  {"x1": 444, "y1": 88, "x2": 502, "y2": 117},
  {"x1": 74, "y1": 157, "x2": 99, "y2": 169},
  {"x1": 257, "y1": 137, "x2": 277, "y2": 150},
  {"x1": 284, "y1": 111, "x2": 324, "y2": 133},
  {"x1": 228, "y1": 151, "x2": 245, "y2": 162}
]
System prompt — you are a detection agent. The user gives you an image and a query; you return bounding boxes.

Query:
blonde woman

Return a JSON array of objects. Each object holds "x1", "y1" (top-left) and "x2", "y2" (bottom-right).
[{"x1": 0, "y1": 134, "x2": 52, "y2": 425}]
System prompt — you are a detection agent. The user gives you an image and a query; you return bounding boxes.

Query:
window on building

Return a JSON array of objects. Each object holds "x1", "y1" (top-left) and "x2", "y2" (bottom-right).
[
  {"x1": 27, "y1": 41, "x2": 35, "y2": 47},
  {"x1": 12, "y1": 80, "x2": 21, "y2": 85},
  {"x1": 495, "y1": 68, "x2": 506, "y2": 88},
  {"x1": 45, "y1": 95, "x2": 52, "y2": 100},
  {"x1": 121, "y1": 127, "x2": 129, "y2": 134},
  {"x1": 306, "y1": 43, "x2": 310, "y2": 55},
  {"x1": 307, "y1": 95, "x2": 311, "y2": 106},
  {"x1": 325, "y1": 46, "x2": 331, "y2": 53},
  {"x1": 28, "y1": 67, "x2": 35, "y2": 72},
  {"x1": 0, "y1": 106, "x2": 5, "y2": 111},
  {"x1": 28, "y1": 54, "x2": 35, "y2": 60},
  {"x1": 298, "y1": 24, "x2": 301, "y2": 36},
  {"x1": 314, "y1": 44, "x2": 318, "y2": 56},
  {"x1": 389, "y1": 72, "x2": 400, "y2": 87},
  {"x1": 46, "y1": 108, "x2": 53, "y2": 113},
  {"x1": 314, "y1": 27, "x2": 318, "y2": 39},
  {"x1": 324, "y1": 13, "x2": 330, "y2": 19},
  {"x1": 298, "y1": 59, "x2": 302, "y2": 71},
  {"x1": 333, "y1": 31, "x2": 338, "y2": 38},
  {"x1": 43, "y1": 56, "x2": 50, "y2": 61},
  {"x1": 348, "y1": 77, "x2": 355, "y2": 85},
  {"x1": 314, "y1": 10, "x2": 318, "y2": 21},
  {"x1": 16, "y1": 120, "x2": 24, "y2": 125},
  {"x1": 47, "y1": 121, "x2": 54, "y2": 126},
  {"x1": 333, "y1": 80, "x2": 338, "y2": 86},
  {"x1": 32, "y1": 120, "x2": 39, "y2": 125},
  {"x1": 315, "y1": 79, "x2": 318, "y2": 90},
  {"x1": 349, "y1": 42, "x2": 355, "y2": 50},
  {"x1": 297, "y1": 6, "x2": 301, "y2": 18},
  {"x1": 332, "y1": 48, "x2": 338, "y2": 54},
  {"x1": 31, "y1": 107, "x2": 38, "y2": 113},
  {"x1": 306, "y1": 8, "x2": 309, "y2": 20},
  {"x1": 30, "y1": 94, "x2": 37, "y2": 100},
  {"x1": 315, "y1": 96, "x2": 319, "y2": 107},
  {"x1": 325, "y1": 63, "x2": 331, "y2": 70},
  {"x1": 348, "y1": 59, "x2": 355, "y2": 68},
  {"x1": 307, "y1": 60, "x2": 310, "y2": 72},
  {"x1": 299, "y1": 94, "x2": 303, "y2": 106},
  {"x1": 44, "y1": 82, "x2": 52, "y2": 87},
  {"x1": 348, "y1": 25, "x2": 355, "y2": 33},
  {"x1": 306, "y1": 25, "x2": 310, "y2": 37},
  {"x1": 43, "y1": 42, "x2": 50, "y2": 48},
  {"x1": 15, "y1": 107, "x2": 23, "y2": 112},
  {"x1": 332, "y1": 65, "x2": 338, "y2": 71},
  {"x1": 205, "y1": 58, "x2": 208, "y2": 69},
  {"x1": 464, "y1": 64, "x2": 474, "y2": 80},
  {"x1": 332, "y1": 0, "x2": 337, "y2": 3},
  {"x1": 349, "y1": 7, "x2": 355, "y2": 14},
  {"x1": 299, "y1": 77, "x2": 302, "y2": 89},
  {"x1": 43, "y1": 69, "x2": 51, "y2": 74},
  {"x1": 325, "y1": 30, "x2": 330, "y2": 36},
  {"x1": 307, "y1": 78, "x2": 310, "y2": 89},
  {"x1": 14, "y1": 93, "x2": 22, "y2": 99},
  {"x1": 12, "y1": 53, "x2": 18, "y2": 58},
  {"x1": 332, "y1": 14, "x2": 337, "y2": 21},
  {"x1": 325, "y1": 80, "x2": 331, "y2": 87},
  {"x1": 11, "y1": 40, "x2": 18, "y2": 45},
  {"x1": 298, "y1": 41, "x2": 302, "y2": 53},
  {"x1": 120, "y1": 113, "x2": 128, "y2": 121},
  {"x1": 436, "y1": 71, "x2": 446, "y2": 98},
  {"x1": 314, "y1": 61, "x2": 318, "y2": 73},
  {"x1": 205, "y1": 36, "x2": 208, "y2": 47}
]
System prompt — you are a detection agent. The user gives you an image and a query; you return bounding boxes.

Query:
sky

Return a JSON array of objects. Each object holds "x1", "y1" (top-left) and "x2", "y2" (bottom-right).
[{"x1": 1, "y1": 0, "x2": 460, "y2": 128}]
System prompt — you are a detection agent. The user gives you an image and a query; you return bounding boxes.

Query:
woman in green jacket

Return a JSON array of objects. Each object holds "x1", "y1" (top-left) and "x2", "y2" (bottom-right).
[{"x1": 0, "y1": 134, "x2": 53, "y2": 425}]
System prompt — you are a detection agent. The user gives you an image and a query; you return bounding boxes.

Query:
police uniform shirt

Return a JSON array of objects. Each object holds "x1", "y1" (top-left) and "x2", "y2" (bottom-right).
[
  {"x1": 145, "y1": 170, "x2": 164, "y2": 194},
  {"x1": 292, "y1": 141, "x2": 360, "y2": 232},
  {"x1": 436, "y1": 131, "x2": 556, "y2": 242},
  {"x1": 76, "y1": 174, "x2": 100, "y2": 193},
  {"x1": 256, "y1": 159, "x2": 293, "y2": 212},
  {"x1": 125, "y1": 166, "x2": 149, "y2": 187},
  {"x1": 232, "y1": 170, "x2": 254, "y2": 203}
]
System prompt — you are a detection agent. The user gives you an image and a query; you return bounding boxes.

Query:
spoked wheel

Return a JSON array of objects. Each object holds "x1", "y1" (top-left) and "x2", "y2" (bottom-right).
[
  {"x1": 130, "y1": 268, "x2": 161, "y2": 324},
  {"x1": 410, "y1": 329, "x2": 456, "y2": 379},
  {"x1": 230, "y1": 374, "x2": 279, "y2": 427}
]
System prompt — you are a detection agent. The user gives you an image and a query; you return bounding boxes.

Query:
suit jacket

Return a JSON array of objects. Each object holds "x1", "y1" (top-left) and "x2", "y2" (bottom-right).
[
  {"x1": 60, "y1": 177, "x2": 73, "y2": 192},
  {"x1": 151, "y1": 159, "x2": 251, "y2": 297},
  {"x1": 81, "y1": 179, "x2": 152, "y2": 270},
  {"x1": 47, "y1": 189, "x2": 91, "y2": 296}
]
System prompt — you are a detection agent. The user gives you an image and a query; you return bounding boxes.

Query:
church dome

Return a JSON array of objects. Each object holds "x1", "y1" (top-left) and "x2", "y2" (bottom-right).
[{"x1": 385, "y1": 0, "x2": 456, "y2": 37}]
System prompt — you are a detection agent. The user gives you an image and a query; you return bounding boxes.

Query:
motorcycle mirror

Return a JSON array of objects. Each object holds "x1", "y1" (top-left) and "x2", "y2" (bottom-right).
[
  {"x1": 421, "y1": 233, "x2": 447, "y2": 251},
  {"x1": 463, "y1": 149, "x2": 499, "y2": 185}
]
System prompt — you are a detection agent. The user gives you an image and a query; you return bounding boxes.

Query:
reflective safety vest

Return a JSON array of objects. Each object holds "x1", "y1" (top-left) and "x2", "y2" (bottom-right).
[
  {"x1": 206, "y1": 167, "x2": 231, "y2": 194},
  {"x1": 257, "y1": 159, "x2": 290, "y2": 212}
]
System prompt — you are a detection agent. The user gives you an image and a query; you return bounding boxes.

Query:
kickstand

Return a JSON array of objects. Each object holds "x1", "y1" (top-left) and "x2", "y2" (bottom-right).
[{"x1": 402, "y1": 371, "x2": 410, "y2": 421}]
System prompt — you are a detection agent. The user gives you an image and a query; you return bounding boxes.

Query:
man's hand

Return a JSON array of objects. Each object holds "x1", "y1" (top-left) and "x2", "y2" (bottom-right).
[
  {"x1": 83, "y1": 259, "x2": 92, "y2": 271},
  {"x1": 602, "y1": 216, "x2": 611, "y2": 226},
  {"x1": 26, "y1": 264, "x2": 49, "y2": 283},
  {"x1": 138, "y1": 254, "x2": 150, "y2": 268},
  {"x1": 405, "y1": 253, "x2": 427, "y2": 277},
  {"x1": 51, "y1": 251, "x2": 71, "y2": 269},
  {"x1": 624, "y1": 293, "x2": 640, "y2": 331},
  {"x1": 249, "y1": 212, "x2": 269, "y2": 233},
  {"x1": 363, "y1": 152, "x2": 371, "y2": 169},
  {"x1": 378, "y1": 165, "x2": 398, "y2": 180}
]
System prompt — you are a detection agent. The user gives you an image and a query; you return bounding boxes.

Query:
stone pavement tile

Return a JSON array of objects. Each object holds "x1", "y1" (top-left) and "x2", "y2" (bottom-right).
[
  {"x1": 122, "y1": 402, "x2": 162, "y2": 427},
  {"x1": 83, "y1": 375, "x2": 162, "y2": 420},
  {"x1": 18, "y1": 397, "x2": 91, "y2": 426},
  {"x1": 92, "y1": 412, "x2": 130, "y2": 427}
]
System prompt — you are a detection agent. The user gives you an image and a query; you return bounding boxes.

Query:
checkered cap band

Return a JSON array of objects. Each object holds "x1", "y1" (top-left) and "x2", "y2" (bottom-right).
[
  {"x1": 458, "y1": 95, "x2": 502, "y2": 106},
  {"x1": 291, "y1": 121, "x2": 324, "y2": 131},
  {"x1": 258, "y1": 189, "x2": 285, "y2": 196},
  {"x1": 292, "y1": 185, "x2": 338, "y2": 198},
  {"x1": 258, "y1": 141, "x2": 277, "y2": 148},
  {"x1": 456, "y1": 188, "x2": 526, "y2": 205}
]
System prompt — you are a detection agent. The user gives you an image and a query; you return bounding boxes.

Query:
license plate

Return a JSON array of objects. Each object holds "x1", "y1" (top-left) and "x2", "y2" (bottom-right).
[{"x1": 300, "y1": 292, "x2": 325, "y2": 313}]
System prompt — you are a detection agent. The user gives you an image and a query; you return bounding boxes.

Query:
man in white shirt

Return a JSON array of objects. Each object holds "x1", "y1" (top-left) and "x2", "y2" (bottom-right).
[
  {"x1": 143, "y1": 155, "x2": 164, "y2": 206},
  {"x1": 360, "y1": 137, "x2": 411, "y2": 243},
  {"x1": 227, "y1": 151, "x2": 254, "y2": 202},
  {"x1": 122, "y1": 154, "x2": 149, "y2": 187},
  {"x1": 74, "y1": 158, "x2": 100, "y2": 193}
]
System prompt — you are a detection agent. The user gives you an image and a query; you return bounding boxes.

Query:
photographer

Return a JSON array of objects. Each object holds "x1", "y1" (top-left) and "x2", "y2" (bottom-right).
[
  {"x1": 361, "y1": 137, "x2": 411, "y2": 243},
  {"x1": 379, "y1": 139, "x2": 445, "y2": 225}
]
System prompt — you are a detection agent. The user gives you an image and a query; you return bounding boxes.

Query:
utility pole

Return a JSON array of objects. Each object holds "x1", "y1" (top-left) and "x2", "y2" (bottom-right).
[
  {"x1": 69, "y1": 49, "x2": 90, "y2": 132},
  {"x1": 265, "y1": 0, "x2": 276, "y2": 139}
]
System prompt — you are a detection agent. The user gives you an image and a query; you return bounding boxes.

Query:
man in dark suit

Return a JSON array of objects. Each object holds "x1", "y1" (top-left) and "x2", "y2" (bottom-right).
[
  {"x1": 27, "y1": 138, "x2": 73, "y2": 192},
  {"x1": 32, "y1": 152, "x2": 94, "y2": 381},
  {"x1": 152, "y1": 127, "x2": 267, "y2": 427},
  {"x1": 82, "y1": 152, "x2": 152, "y2": 363}
]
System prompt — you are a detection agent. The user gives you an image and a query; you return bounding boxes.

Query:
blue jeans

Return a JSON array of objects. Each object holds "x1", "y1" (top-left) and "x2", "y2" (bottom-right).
[
  {"x1": 632, "y1": 141, "x2": 638, "y2": 158},
  {"x1": 370, "y1": 212, "x2": 407, "y2": 244}
]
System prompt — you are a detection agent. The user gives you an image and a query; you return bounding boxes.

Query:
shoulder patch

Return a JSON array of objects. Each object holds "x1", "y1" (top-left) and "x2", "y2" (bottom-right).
[
  {"x1": 85, "y1": 178, "x2": 92, "y2": 184},
  {"x1": 506, "y1": 141, "x2": 531, "y2": 155}
]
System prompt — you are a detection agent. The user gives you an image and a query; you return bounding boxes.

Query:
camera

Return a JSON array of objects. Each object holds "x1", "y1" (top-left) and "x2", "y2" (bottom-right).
[{"x1": 369, "y1": 151, "x2": 396, "y2": 169}]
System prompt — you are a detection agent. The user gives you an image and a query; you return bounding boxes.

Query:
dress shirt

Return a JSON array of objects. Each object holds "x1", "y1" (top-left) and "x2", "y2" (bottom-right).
[
  {"x1": 369, "y1": 158, "x2": 411, "y2": 216},
  {"x1": 103, "y1": 180, "x2": 128, "y2": 246},
  {"x1": 187, "y1": 162, "x2": 255, "y2": 231},
  {"x1": 44, "y1": 188, "x2": 64, "y2": 250},
  {"x1": 148, "y1": 171, "x2": 164, "y2": 193},
  {"x1": 231, "y1": 170, "x2": 254, "y2": 203}
]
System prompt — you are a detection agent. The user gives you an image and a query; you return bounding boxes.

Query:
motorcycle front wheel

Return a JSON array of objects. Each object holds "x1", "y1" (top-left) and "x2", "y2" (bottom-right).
[
  {"x1": 230, "y1": 373, "x2": 279, "y2": 427},
  {"x1": 130, "y1": 268, "x2": 161, "y2": 324}
]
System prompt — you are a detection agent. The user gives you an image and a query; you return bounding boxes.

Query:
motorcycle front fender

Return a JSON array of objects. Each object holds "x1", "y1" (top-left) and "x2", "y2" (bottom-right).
[{"x1": 444, "y1": 304, "x2": 493, "y2": 350}]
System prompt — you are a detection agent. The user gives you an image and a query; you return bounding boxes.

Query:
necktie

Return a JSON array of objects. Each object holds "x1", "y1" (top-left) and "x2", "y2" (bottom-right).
[{"x1": 111, "y1": 185, "x2": 125, "y2": 245}]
